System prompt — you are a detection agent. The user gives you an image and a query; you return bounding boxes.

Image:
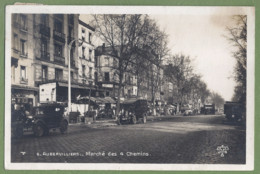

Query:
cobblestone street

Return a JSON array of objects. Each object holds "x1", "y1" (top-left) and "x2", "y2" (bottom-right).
[{"x1": 11, "y1": 115, "x2": 245, "y2": 164}]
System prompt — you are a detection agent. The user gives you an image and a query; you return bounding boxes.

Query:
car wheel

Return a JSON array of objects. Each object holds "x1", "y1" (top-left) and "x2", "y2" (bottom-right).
[
  {"x1": 131, "y1": 116, "x2": 137, "y2": 124},
  {"x1": 34, "y1": 123, "x2": 45, "y2": 137},
  {"x1": 142, "y1": 115, "x2": 147, "y2": 124},
  {"x1": 60, "y1": 120, "x2": 68, "y2": 134}
]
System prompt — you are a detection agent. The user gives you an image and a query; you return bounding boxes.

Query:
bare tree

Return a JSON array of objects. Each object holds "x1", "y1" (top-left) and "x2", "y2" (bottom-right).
[
  {"x1": 164, "y1": 54, "x2": 194, "y2": 111},
  {"x1": 92, "y1": 14, "x2": 168, "y2": 116},
  {"x1": 210, "y1": 92, "x2": 225, "y2": 110},
  {"x1": 225, "y1": 15, "x2": 247, "y2": 110}
]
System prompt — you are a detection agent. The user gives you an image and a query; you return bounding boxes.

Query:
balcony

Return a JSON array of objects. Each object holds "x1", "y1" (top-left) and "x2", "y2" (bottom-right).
[
  {"x1": 54, "y1": 54, "x2": 65, "y2": 65},
  {"x1": 39, "y1": 24, "x2": 50, "y2": 38},
  {"x1": 53, "y1": 30, "x2": 65, "y2": 43},
  {"x1": 37, "y1": 51, "x2": 50, "y2": 61},
  {"x1": 20, "y1": 77, "x2": 28, "y2": 85}
]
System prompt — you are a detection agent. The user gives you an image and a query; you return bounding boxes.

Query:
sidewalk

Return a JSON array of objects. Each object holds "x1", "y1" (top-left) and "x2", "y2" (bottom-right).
[{"x1": 68, "y1": 114, "x2": 181, "y2": 133}]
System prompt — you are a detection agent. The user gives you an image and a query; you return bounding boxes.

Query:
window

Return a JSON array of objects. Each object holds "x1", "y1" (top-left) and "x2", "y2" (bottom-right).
[
  {"x1": 94, "y1": 72, "x2": 98, "y2": 83},
  {"x1": 89, "y1": 49, "x2": 92, "y2": 61},
  {"x1": 68, "y1": 26, "x2": 73, "y2": 37},
  {"x1": 41, "y1": 14, "x2": 48, "y2": 26},
  {"x1": 104, "y1": 72, "x2": 110, "y2": 82},
  {"x1": 13, "y1": 34, "x2": 19, "y2": 50},
  {"x1": 82, "y1": 28, "x2": 85, "y2": 41},
  {"x1": 89, "y1": 67, "x2": 93, "y2": 79},
  {"x1": 42, "y1": 66, "x2": 48, "y2": 81},
  {"x1": 70, "y1": 71, "x2": 74, "y2": 80},
  {"x1": 89, "y1": 32, "x2": 92, "y2": 43},
  {"x1": 20, "y1": 39, "x2": 27, "y2": 56},
  {"x1": 106, "y1": 91, "x2": 110, "y2": 97},
  {"x1": 68, "y1": 14, "x2": 74, "y2": 25},
  {"x1": 20, "y1": 14, "x2": 27, "y2": 31},
  {"x1": 95, "y1": 57, "x2": 98, "y2": 67},
  {"x1": 20, "y1": 66, "x2": 26, "y2": 81},
  {"x1": 104, "y1": 57, "x2": 109, "y2": 66},
  {"x1": 82, "y1": 47, "x2": 85, "y2": 58},
  {"x1": 82, "y1": 65, "x2": 86, "y2": 77},
  {"x1": 54, "y1": 19, "x2": 63, "y2": 33},
  {"x1": 55, "y1": 68, "x2": 63, "y2": 81},
  {"x1": 41, "y1": 39, "x2": 48, "y2": 57},
  {"x1": 54, "y1": 44, "x2": 63, "y2": 57}
]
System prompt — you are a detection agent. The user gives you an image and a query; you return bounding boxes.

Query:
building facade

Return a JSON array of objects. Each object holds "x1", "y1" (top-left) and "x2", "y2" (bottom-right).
[
  {"x1": 11, "y1": 14, "x2": 81, "y2": 107},
  {"x1": 95, "y1": 45, "x2": 138, "y2": 99}
]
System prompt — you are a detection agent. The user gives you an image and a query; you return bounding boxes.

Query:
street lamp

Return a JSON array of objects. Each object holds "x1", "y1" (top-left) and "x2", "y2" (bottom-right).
[{"x1": 68, "y1": 39, "x2": 82, "y2": 113}]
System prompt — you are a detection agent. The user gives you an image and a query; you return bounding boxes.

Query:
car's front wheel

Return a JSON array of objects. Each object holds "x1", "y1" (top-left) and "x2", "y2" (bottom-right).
[
  {"x1": 33, "y1": 123, "x2": 45, "y2": 137},
  {"x1": 60, "y1": 120, "x2": 68, "y2": 134}
]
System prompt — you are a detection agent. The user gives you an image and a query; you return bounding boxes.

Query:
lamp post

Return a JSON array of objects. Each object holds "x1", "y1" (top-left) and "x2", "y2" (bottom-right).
[{"x1": 68, "y1": 39, "x2": 82, "y2": 113}]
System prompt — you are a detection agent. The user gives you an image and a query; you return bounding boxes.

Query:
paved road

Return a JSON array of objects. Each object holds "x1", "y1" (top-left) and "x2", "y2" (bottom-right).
[{"x1": 11, "y1": 115, "x2": 245, "y2": 164}]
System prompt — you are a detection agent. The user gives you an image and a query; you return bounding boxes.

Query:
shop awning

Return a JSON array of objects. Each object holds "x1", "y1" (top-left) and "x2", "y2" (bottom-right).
[
  {"x1": 78, "y1": 96, "x2": 116, "y2": 104},
  {"x1": 12, "y1": 84, "x2": 39, "y2": 92}
]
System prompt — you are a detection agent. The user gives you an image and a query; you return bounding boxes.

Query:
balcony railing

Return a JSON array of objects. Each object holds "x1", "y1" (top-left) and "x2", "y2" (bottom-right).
[
  {"x1": 20, "y1": 77, "x2": 28, "y2": 84},
  {"x1": 38, "y1": 51, "x2": 50, "y2": 61},
  {"x1": 53, "y1": 30, "x2": 65, "y2": 43},
  {"x1": 39, "y1": 24, "x2": 50, "y2": 38},
  {"x1": 54, "y1": 54, "x2": 65, "y2": 65}
]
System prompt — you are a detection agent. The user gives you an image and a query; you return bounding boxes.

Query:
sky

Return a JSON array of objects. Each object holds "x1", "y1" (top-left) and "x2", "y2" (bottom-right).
[
  {"x1": 80, "y1": 14, "x2": 238, "y2": 101},
  {"x1": 150, "y1": 15, "x2": 237, "y2": 101}
]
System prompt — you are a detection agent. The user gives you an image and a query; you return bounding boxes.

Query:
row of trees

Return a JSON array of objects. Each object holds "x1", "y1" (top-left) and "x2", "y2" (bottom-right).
[
  {"x1": 92, "y1": 14, "x2": 225, "y2": 115},
  {"x1": 225, "y1": 15, "x2": 247, "y2": 110}
]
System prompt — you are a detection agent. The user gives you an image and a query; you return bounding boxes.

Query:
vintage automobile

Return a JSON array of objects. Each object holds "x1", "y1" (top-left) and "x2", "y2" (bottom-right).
[
  {"x1": 31, "y1": 103, "x2": 69, "y2": 137},
  {"x1": 200, "y1": 104, "x2": 216, "y2": 115},
  {"x1": 118, "y1": 99, "x2": 149, "y2": 124},
  {"x1": 97, "y1": 108, "x2": 114, "y2": 119},
  {"x1": 11, "y1": 104, "x2": 27, "y2": 138},
  {"x1": 224, "y1": 101, "x2": 244, "y2": 121}
]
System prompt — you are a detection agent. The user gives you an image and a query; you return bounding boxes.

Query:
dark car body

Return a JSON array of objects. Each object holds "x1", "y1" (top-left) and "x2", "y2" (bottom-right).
[
  {"x1": 118, "y1": 99, "x2": 149, "y2": 124},
  {"x1": 200, "y1": 104, "x2": 216, "y2": 115},
  {"x1": 224, "y1": 101, "x2": 244, "y2": 121},
  {"x1": 31, "y1": 103, "x2": 69, "y2": 137}
]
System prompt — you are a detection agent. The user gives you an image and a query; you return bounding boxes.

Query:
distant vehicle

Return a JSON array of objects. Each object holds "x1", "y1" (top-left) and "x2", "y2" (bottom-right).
[
  {"x1": 183, "y1": 109, "x2": 193, "y2": 116},
  {"x1": 200, "y1": 104, "x2": 215, "y2": 115},
  {"x1": 224, "y1": 101, "x2": 244, "y2": 121},
  {"x1": 31, "y1": 103, "x2": 69, "y2": 137},
  {"x1": 118, "y1": 99, "x2": 149, "y2": 124},
  {"x1": 97, "y1": 108, "x2": 114, "y2": 119}
]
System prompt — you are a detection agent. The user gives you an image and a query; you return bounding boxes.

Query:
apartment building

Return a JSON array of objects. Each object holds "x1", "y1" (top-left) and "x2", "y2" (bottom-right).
[
  {"x1": 95, "y1": 45, "x2": 138, "y2": 99},
  {"x1": 78, "y1": 20, "x2": 95, "y2": 87},
  {"x1": 11, "y1": 14, "x2": 80, "y2": 107}
]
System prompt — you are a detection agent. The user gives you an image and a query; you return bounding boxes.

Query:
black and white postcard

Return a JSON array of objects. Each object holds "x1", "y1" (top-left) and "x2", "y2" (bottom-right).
[{"x1": 5, "y1": 5, "x2": 255, "y2": 171}]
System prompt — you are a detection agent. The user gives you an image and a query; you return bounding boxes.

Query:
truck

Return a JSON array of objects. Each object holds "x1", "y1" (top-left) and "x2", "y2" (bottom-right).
[
  {"x1": 224, "y1": 101, "x2": 244, "y2": 121},
  {"x1": 200, "y1": 104, "x2": 215, "y2": 115}
]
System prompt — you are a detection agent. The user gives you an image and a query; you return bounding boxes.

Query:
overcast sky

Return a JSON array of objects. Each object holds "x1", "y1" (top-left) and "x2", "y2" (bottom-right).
[
  {"x1": 150, "y1": 15, "x2": 237, "y2": 101},
  {"x1": 80, "y1": 14, "x2": 238, "y2": 101}
]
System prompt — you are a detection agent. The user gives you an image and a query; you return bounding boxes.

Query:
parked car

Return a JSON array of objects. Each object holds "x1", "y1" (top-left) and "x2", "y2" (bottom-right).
[
  {"x1": 31, "y1": 103, "x2": 69, "y2": 137},
  {"x1": 224, "y1": 101, "x2": 244, "y2": 121},
  {"x1": 97, "y1": 108, "x2": 114, "y2": 119},
  {"x1": 183, "y1": 109, "x2": 193, "y2": 116},
  {"x1": 11, "y1": 104, "x2": 33, "y2": 138},
  {"x1": 118, "y1": 99, "x2": 149, "y2": 124}
]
